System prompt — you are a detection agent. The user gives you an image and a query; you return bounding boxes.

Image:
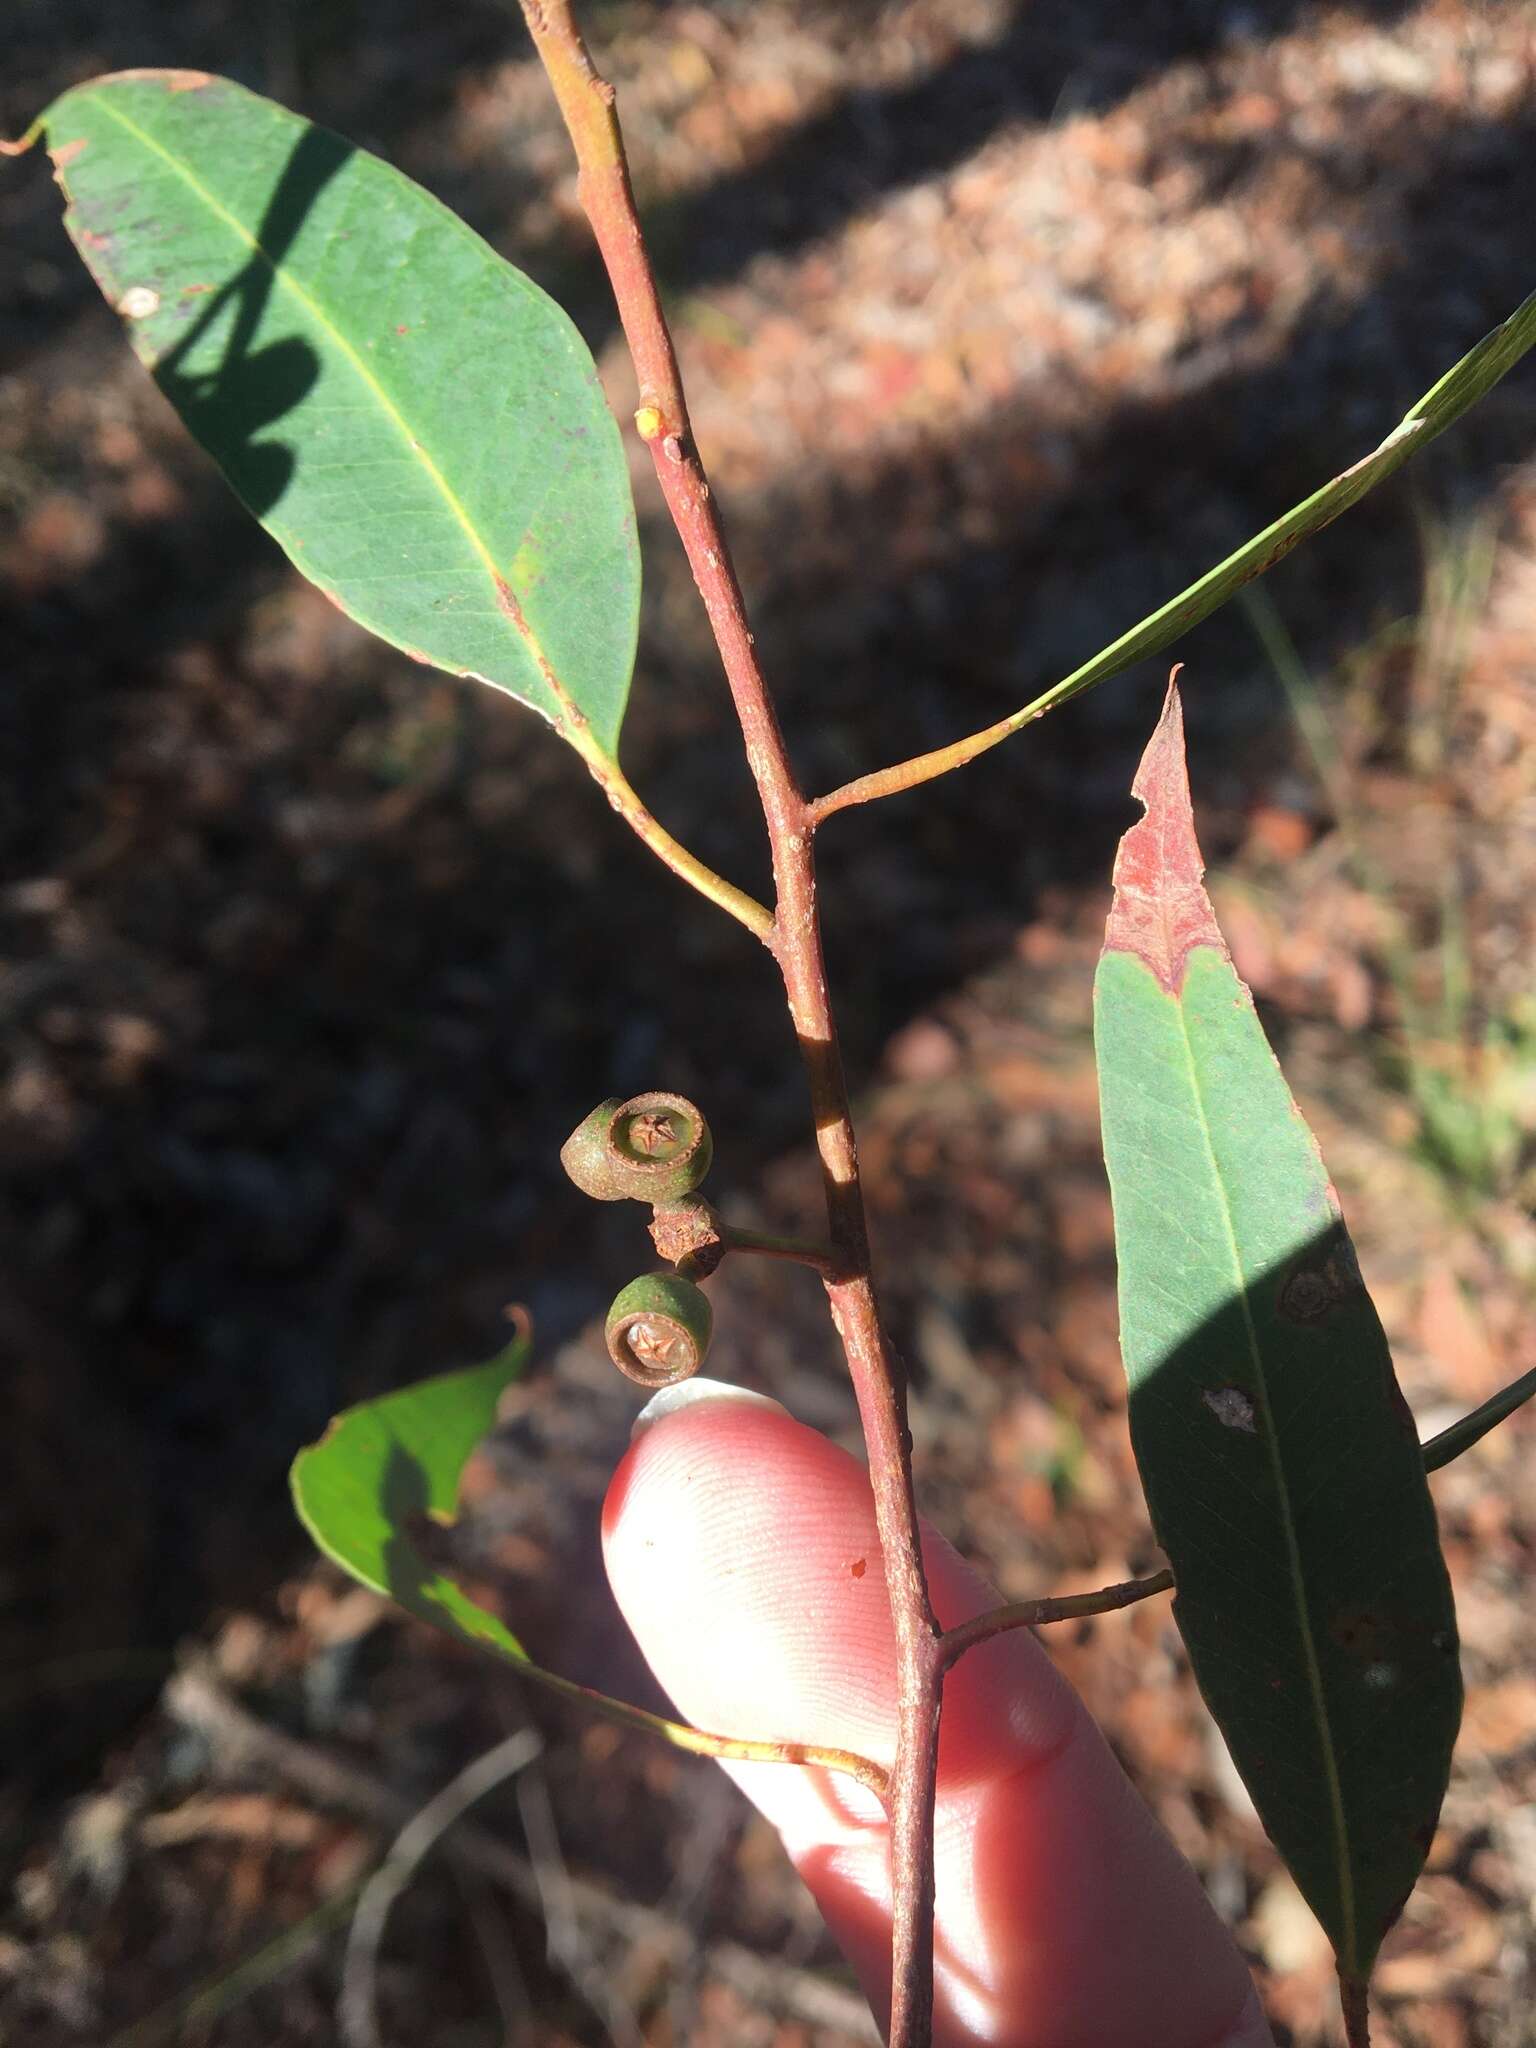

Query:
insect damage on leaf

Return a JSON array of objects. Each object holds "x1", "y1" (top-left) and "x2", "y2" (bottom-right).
[
  {"x1": 1103, "y1": 671, "x2": 1225, "y2": 992},
  {"x1": 1202, "y1": 1385, "x2": 1257, "y2": 1432}
]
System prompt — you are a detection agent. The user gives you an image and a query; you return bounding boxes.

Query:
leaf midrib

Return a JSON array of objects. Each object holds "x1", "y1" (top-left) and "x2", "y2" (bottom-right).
[
  {"x1": 84, "y1": 85, "x2": 565, "y2": 707},
  {"x1": 1172, "y1": 985, "x2": 1358, "y2": 1970}
]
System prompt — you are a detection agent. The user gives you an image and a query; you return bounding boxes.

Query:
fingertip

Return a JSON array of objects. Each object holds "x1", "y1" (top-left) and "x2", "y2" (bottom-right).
[
  {"x1": 627, "y1": 1374, "x2": 789, "y2": 1444},
  {"x1": 602, "y1": 1392, "x2": 1262, "y2": 2048},
  {"x1": 602, "y1": 1389, "x2": 901, "y2": 1761}
]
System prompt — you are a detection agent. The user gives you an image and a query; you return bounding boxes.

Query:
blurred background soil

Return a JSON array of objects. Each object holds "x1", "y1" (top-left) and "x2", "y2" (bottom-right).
[{"x1": 3, "y1": 0, "x2": 1536, "y2": 2042}]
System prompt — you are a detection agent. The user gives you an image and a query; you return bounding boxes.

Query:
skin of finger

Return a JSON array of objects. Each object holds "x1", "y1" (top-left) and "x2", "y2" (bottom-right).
[{"x1": 602, "y1": 1398, "x2": 1267, "y2": 2048}]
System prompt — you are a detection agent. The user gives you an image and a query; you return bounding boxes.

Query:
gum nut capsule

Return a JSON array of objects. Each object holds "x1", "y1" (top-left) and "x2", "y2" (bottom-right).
[
  {"x1": 560, "y1": 1099, "x2": 626, "y2": 1199},
  {"x1": 605, "y1": 1272, "x2": 713, "y2": 1389},
  {"x1": 560, "y1": 1092, "x2": 712, "y2": 1204}
]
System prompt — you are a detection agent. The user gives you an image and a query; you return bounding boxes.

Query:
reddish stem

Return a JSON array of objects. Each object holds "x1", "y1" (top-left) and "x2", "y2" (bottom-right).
[
  {"x1": 1340, "y1": 1973, "x2": 1371, "y2": 2048},
  {"x1": 518, "y1": 5, "x2": 944, "y2": 2038},
  {"x1": 940, "y1": 1569, "x2": 1175, "y2": 1669}
]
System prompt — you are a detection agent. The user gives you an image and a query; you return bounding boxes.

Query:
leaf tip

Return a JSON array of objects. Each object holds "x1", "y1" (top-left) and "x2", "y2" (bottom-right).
[
  {"x1": 1127, "y1": 665, "x2": 1191, "y2": 824},
  {"x1": 1103, "y1": 667, "x2": 1224, "y2": 991}
]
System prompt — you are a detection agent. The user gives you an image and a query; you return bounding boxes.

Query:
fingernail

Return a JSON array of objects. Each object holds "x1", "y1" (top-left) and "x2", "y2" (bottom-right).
[{"x1": 631, "y1": 1376, "x2": 787, "y2": 1442}]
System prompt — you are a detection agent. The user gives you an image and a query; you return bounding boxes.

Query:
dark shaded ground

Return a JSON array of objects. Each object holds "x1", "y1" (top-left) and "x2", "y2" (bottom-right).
[{"x1": 3, "y1": 1, "x2": 1535, "y2": 2042}]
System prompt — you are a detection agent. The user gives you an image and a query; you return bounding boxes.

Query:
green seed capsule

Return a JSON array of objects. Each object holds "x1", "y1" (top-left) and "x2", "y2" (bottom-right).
[
  {"x1": 605, "y1": 1271, "x2": 713, "y2": 1388},
  {"x1": 560, "y1": 1092, "x2": 713, "y2": 1204},
  {"x1": 559, "y1": 1098, "x2": 626, "y2": 1199}
]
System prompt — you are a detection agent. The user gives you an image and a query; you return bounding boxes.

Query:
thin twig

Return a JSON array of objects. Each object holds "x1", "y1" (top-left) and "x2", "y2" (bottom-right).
[
  {"x1": 564, "y1": 723, "x2": 773, "y2": 941},
  {"x1": 940, "y1": 1570, "x2": 1175, "y2": 1669},
  {"x1": 808, "y1": 701, "x2": 1050, "y2": 826},
  {"x1": 926, "y1": 1372, "x2": 1528, "y2": 1675},
  {"x1": 717, "y1": 1221, "x2": 837, "y2": 1274},
  {"x1": 517, "y1": 7, "x2": 945, "y2": 2039},
  {"x1": 513, "y1": 1653, "x2": 890, "y2": 1803},
  {"x1": 340, "y1": 1727, "x2": 543, "y2": 2048},
  {"x1": 1421, "y1": 1366, "x2": 1536, "y2": 1472},
  {"x1": 924, "y1": 1367, "x2": 1534, "y2": 1669}
]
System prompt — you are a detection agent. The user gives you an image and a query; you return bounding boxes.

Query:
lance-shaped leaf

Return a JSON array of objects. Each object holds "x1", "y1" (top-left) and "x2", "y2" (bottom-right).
[
  {"x1": 1093, "y1": 683, "x2": 1460, "y2": 2017},
  {"x1": 1027, "y1": 284, "x2": 1536, "y2": 724},
  {"x1": 291, "y1": 1332, "x2": 531, "y2": 1664},
  {"x1": 811, "y1": 287, "x2": 1536, "y2": 817},
  {"x1": 34, "y1": 71, "x2": 638, "y2": 756}
]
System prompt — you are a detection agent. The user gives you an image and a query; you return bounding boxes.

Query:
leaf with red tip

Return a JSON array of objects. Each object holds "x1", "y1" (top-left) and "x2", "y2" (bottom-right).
[
  {"x1": 1094, "y1": 679, "x2": 1460, "y2": 2011},
  {"x1": 1101, "y1": 673, "x2": 1224, "y2": 991}
]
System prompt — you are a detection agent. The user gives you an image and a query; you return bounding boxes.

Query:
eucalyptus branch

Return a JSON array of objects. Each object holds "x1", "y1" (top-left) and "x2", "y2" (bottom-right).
[
  {"x1": 518, "y1": 4, "x2": 944, "y2": 2037},
  {"x1": 26, "y1": 36, "x2": 1523, "y2": 2048},
  {"x1": 516, "y1": 0, "x2": 804, "y2": 859}
]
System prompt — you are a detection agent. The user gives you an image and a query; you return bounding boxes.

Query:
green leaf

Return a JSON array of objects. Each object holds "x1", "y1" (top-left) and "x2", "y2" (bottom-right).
[
  {"x1": 38, "y1": 70, "x2": 638, "y2": 756},
  {"x1": 1093, "y1": 683, "x2": 1460, "y2": 1999},
  {"x1": 1030, "y1": 286, "x2": 1536, "y2": 722},
  {"x1": 290, "y1": 1332, "x2": 530, "y2": 1664},
  {"x1": 809, "y1": 287, "x2": 1535, "y2": 820}
]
